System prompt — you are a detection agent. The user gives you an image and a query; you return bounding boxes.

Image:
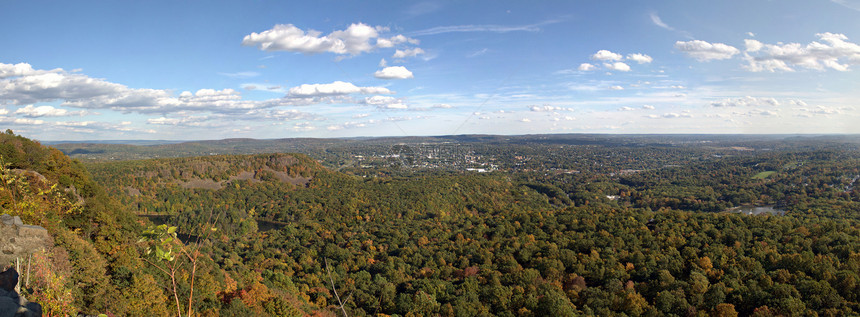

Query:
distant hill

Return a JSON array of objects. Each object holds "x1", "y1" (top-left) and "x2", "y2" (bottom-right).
[{"x1": 52, "y1": 134, "x2": 860, "y2": 163}]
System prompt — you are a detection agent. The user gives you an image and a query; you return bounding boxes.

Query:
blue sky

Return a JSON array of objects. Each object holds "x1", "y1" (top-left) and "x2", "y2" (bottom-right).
[{"x1": 1, "y1": 0, "x2": 860, "y2": 140}]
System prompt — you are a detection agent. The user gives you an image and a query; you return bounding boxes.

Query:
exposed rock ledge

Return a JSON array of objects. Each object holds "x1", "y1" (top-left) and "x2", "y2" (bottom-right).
[
  {"x1": 0, "y1": 215, "x2": 51, "y2": 266},
  {"x1": 0, "y1": 214, "x2": 48, "y2": 317}
]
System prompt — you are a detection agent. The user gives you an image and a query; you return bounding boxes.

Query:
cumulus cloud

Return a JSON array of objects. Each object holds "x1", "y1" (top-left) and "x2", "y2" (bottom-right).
[
  {"x1": 0, "y1": 62, "x2": 405, "y2": 117},
  {"x1": 0, "y1": 62, "x2": 59, "y2": 79},
  {"x1": 675, "y1": 40, "x2": 740, "y2": 61},
  {"x1": 744, "y1": 39, "x2": 764, "y2": 52},
  {"x1": 604, "y1": 62, "x2": 631, "y2": 72},
  {"x1": 710, "y1": 96, "x2": 780, "y2": 107},
  {"x1": 375, "y1": 34, "x2": 419, "y2": 48},
  {"x1": 363, "y1": 95, "x2": 407, "y2": 109},
  {"x1": 0, "y1": 116, "x2": 154, "y2": 135},
  {"x1": 15, "y1": 105, "x2": 88, "y2": 117},
  {"x1": 743, "y1": 32, "x2": 860, "y2": 72},
  {"x1": 578, "y1": 63, "x2": 597, "y2": 71},
  {"x1": 242, "y1": 23, "x2": 417, "y2": 56},
  {"x1": 393, "y1": 47, "x2": 425, "y2": 58},
  {"x1": 374, "y1": 66, "x2": 414, "y2": 79},
  {"x1": 626, "y1": 53, "x2": 653, "y2": 64},
  {"x1": 288, "y1": 81, "x2": 392, "y2": 97},
  {"x1": 0, "y1": 69, "x2": 151, "y2": 106},
  {"x1": 592, "y1": 50, "x2": 623, "y2": 61}
]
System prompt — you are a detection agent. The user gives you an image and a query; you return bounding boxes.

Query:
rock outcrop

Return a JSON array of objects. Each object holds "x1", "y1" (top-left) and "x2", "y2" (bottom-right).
[
  {"x1": 0, "y1": 215, "x2": 48, "y2": 317},
  {"x1": 0, "y1": 215, "x2": 52, "y2": 266},
  {"x1": 0, "y1": 267, "x2": 41, "y2": 317}
]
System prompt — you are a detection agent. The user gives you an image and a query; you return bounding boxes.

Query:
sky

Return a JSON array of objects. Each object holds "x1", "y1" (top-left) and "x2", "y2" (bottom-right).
[{"x1": 1, "y1": 0, "x2": 860, "y2": 141}]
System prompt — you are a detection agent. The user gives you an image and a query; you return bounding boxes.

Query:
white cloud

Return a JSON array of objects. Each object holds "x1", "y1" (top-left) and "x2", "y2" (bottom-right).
[
  {"x1": 242, "y1": 23, "x2": 416, "y2": 56},
  {"x1": 239, "y1": 108, "x2": 317, "y2": 121},
  {"x1": 146, "y1": 117, "x2": 183, "y2": 125},
  {"x1": 744, "y1": 32, "x2": 860, "y2": 72},
  {"x1": 747, "y1": 32, "x2": 756, "y2": 37},
  {"x1": 592, "y1": 50, "x2": 623, "y2": 61},
  {"x1": 626, "y1": 53, "x2": 653, "y2": 64},
  {"x1": 15, "y1": 105, "x2": 88, "y2": 117},
  {"x1": 288, "y1": 81, "x2": 392, "y2": 97},
  {"x1": 619, "y1": 106, "x2": 636, "y2": 111},
  {"x1": 218, "y1": 71, "x2": 260, "y2": 78},
  {"x1": 409, "y1": 20, "x2": 557, "y2": 36},
  {"x1": 374, "y1": 66, "x2": 414, "y2": 79},
  {"x1": 798, "y1": 105, "x2": 843, "y2": 115},
  {"x1": 291, "y1": 122, "x2": 316, "y2": 132},
  {"x1": 375, "y1": 34, "x2": 418, "y2": 48},
  {"x1": 378, "y1": 58, "x2": 388, "y2": 67},
  {"x1": 0, "y1": 69, "x2": 149, "y2": 106},
  {"x1": 832, "y1": 0, "x2": 860, "y2": 12},
  {"x1": 608, "y1": 85, "x2": 624, "y2": 90},
  {"x1": 520, "y1": 118, "x2": 531, "y2": 122},
  {"x1": 675, "y1": 40, "x2": 740, "y2": 61},
  {"x1": 529, "y1": 105, "x2": 575, "y2": 112},
  {"x1": 326, "y1": 119, "x2": 380, "y2": 131},
  {"x1": 757, "y1": 109, "x2": 779, "y2": 116},
  {"x1": 363, "y1": 95, "x2": 407, "y2": 109},
  {"x1": 744, "y1": 39, "x2": 763, "y2": 52},
  {"x1": 467, "y1": 48, "x2": 489, "y2": 58},
  {"x1": 789, "y1": 99, "x2": 808, "y2": 107},
  {"x1": 393, "y1": 47, "x2": 425, "y2": 58},
  {"x1": 662, "y1": 113, "x2": 687, "y2": 118},
  {"x1": 578, "y1": 63, "x2": 597, "y2": 71},
  {"x1": 145, "y1": 115, "x2": 233, "y2": 127},
  {"x1": 0, "y1": 62, "x2": 59, "y2": 79},
  {"x1": 710, "y1": 96, "x2": 780, "y2": 107},
  {"x1": 0, "y1": 63, "x2": 300, "y2": 115},
  {"x1": 649, "y1": 12, "x2": 673, "y2": 31},
  {"x1": 604, "y1": 62, "x2": 631, "y2": 72},
  {"x1": 432, "y1": 103, "x2": 452, "y2": 109},
  {"x1": 642, "y1": 105, "x2": 655, "y2": 110}
]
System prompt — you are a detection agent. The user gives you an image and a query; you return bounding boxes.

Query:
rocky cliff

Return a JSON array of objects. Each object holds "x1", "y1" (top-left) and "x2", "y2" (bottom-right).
[
  {"x1": 0, "y1": 215, "x2": 51, "y2": 266},
  {"x1": 0, "y1": 214, "x2": 47, "y2": 317}
]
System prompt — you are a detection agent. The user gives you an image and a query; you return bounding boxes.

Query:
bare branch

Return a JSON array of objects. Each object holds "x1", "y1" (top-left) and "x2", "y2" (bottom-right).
[{"x1": 325, "y1": 258, "x2": 349, "y2": 317}]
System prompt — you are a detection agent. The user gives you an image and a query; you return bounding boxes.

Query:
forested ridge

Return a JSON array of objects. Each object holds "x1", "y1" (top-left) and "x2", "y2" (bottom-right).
[{"x1": 4, "y1": 131, "x2": 860, "y2": 316}]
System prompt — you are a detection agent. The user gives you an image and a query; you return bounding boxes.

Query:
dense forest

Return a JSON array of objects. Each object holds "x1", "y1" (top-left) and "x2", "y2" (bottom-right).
[{"x1": 3, "y1": 131, "x2": 860, "y2": 315}]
